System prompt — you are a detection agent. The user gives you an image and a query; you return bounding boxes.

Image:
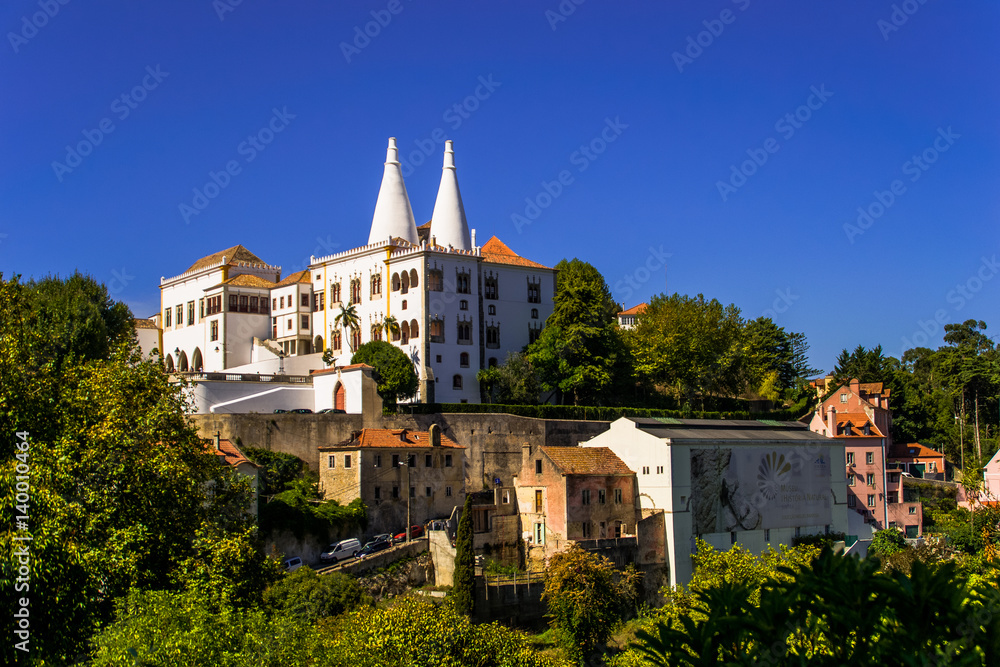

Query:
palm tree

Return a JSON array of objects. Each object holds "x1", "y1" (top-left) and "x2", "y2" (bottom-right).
[
  {"x1": 333, "y1": 303, "x2": 360, "y2": 352},
  {"x1": 382, "y1": 315, "x2": 400, "y2": 342}
]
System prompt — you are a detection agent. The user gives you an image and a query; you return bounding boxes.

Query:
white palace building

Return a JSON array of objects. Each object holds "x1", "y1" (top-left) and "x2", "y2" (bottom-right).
[{"x1": 156, "y1": 139, "x2": 556, "y2": 406}]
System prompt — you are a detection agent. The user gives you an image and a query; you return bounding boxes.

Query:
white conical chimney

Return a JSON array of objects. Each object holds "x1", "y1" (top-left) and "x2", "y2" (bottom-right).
[
  {"x1": 368, "y1": 138, "x2": 419, "y2": 245},
  {"x1": 429, "y1": 140, "x2": 471, "y2": 250}
]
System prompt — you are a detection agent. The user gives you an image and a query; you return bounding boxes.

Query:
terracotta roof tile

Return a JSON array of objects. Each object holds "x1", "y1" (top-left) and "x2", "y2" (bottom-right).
[
  {"x1": 321, "y1": 428, "x2": 463, "y2": 450},
  {"x1": 185, "y1": 245, "x2": 270, "y2": 273},
  {"x1": 220, "y1": 274, "x2": 276, "y2": 289},
  {"x1": 133, "y1": 318, "x2": 159, "y2": 330},
  {"x1": 274, "y1": 270, "x2": 312, "y2": 287},
  {"x1": 835, "y1": 413, "x2": 884, "y2": 437},
  {"x1": 310, "y1": 363, "x2": 374, "y2": 377},
  {"x1": 206, "y1": 438, "x2": 257, "y2": 468},
  {"x1": 481, "y1": 236, "x2": 551, "y2": 270},
  {"x1": 618, "y1": 303, "x2": 647, "y2": 316},
  {"x1": 542, "y1": 446, "x2": 634, "y2": 476},
  {"x1": 888, "y1": 442, "x2": 945, "y2": 460}
]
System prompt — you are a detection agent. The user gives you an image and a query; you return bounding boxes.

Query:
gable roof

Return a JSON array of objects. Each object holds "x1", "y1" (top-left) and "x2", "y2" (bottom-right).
[
  {"x1": 835, "y1": 413, "x2": 884, "y2": 437},
  {"x1": 618, "y1": 303, "x2": 647, "y2": 316},
  {"x1": 185, "y1": 244, "x2": 270, "y2": 273},
  {"x1": 208, "y1": 438, "x2": 258, "y2": 468},
  {"x1": 133, "y1": 318, "x2": 159, "y2": 330},
  {"x1": 321, "y1": 428, "x2": 463, "y2": 450},
  {"x1": 481, "y1": 236, "x2": 551, "y2": 269},
  {"x1": 541, "y1": 446, "x2": 634, "y2": 476},
  {"x1": 274, "y1": 270, "x2": 312, "y2": 287}
]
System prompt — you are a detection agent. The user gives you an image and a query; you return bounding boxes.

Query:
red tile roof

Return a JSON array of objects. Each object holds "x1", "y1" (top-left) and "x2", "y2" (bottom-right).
[
  {"x1": 310, "y1": 363, "x2": 374, "y2": 377},
  {"x1": 207, "y1": 438, "x2": 257, "y2": 468},
  {"x1": 481, "y1": 236, "x2": 551, "y2": 270},
  {"x1": 185, "y1": 244, "x2": 270, "y2": 273},
  {"x1": 542, "y1": 446, "x2": 634, "y2": 476},
  {"x1": 221, "y1": 274, "x2": 276, "y2": 289},
  {"x1": 888, "y1": 442, "x2": 945, "y2": 460},
  {"x1": 835, "y1": 413, "x2": 884, "y2": 437},
  {"x1": 618, "y1": 303, "x2": 647, "y2": 316},
  {"x1": 321, "y1": 428, "x2": 463, "y2": 450},
  {"x1": 274, "y1": 270, "x2": 312, "y2": 287},
  {"x1": 133, "y1": 318, "x2": 159, "y2": 330}
]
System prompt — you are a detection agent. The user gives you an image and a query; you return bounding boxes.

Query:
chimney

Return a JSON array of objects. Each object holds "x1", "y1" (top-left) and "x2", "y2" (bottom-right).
[
  {"x1": 826, "y1": 406, "x2": 836, "y2": 438},
  {"x1": 471, "y1": 228, "x2": 477, "y2": 248},
  {"x1": 850, "y1": 378, "x2": 860, "y2": 395},
  {"x1": 429, "y1": 423, "x2": 441, "y2": 447}
]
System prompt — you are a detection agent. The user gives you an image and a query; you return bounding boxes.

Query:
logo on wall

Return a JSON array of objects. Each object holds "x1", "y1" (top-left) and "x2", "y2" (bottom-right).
[{"x1": 756, "y1": 452, "x2": 792, "y2": 501}]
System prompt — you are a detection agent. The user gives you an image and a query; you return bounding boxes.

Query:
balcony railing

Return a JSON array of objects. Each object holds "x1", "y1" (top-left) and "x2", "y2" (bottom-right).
[{"x1": 176, "y1": 372, "x2": 312, "y2": 384}]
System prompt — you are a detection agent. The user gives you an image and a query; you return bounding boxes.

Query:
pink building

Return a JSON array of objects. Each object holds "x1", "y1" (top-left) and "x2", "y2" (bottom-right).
[{"x1": 808, "y1": 378, "x2": 922, "y2": 541}]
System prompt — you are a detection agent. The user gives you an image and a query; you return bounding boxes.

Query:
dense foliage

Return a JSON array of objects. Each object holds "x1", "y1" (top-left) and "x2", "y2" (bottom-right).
[
  {"x1": 351, "y1": 339, "x2": 419, "y2": 407},
  {"x1": 542, "y1": 544, "x2": 642, "y2": 664},
  {"x1": 452, "y1": 493, "x2": 475, "y2": 616},
  {"x1": 263, "y1": 566, "x2": 370, "y2": 622},
  {"x1": 478, "y1": 351, "x2": 542, "y2": 404}
]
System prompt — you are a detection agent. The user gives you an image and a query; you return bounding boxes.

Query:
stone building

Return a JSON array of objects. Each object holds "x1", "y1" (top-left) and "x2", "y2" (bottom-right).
[{"x1": 318, "y1": 426, "x2": 466, "y2": 537}]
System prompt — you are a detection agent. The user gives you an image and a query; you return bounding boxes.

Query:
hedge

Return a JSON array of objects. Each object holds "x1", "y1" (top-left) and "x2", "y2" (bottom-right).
[{"x1": 400, "y1": 402, "x2": 799, "y2": 422}]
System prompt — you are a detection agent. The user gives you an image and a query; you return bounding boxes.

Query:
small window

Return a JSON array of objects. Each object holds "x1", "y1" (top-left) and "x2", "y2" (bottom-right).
[
  {"x1": 445, "y1": 454, "x2": 453, "y2": 468},
  {"x1": 535, "y1": 459, "x2": 542, "y2": 474},
  {"x1": 614, "y1": 488, "x2": 622, "y2": 504},
  {"x1": 488, "y1": 305, "x2": 496, "y2": 315},
  {"x1": 287, "y1": 318, "x2": 293, "y2": 330},
  {"x1": 582, "y1": 522, "x2": 591, "y2": 538},
  {"x1": 425, "y1": 454, "x2": 432, "y2": 467},
  {"x1": 374, "y1": 486, "x2": 381, "y2": 499},
  {"x1": 582, "y1": 489, "x2": 591, "y2": 505},
  {"x1": 408, "y1": 454, "x2": 416, "y2": 467},
  {"x1": 867, "y1": 473, "x2": 875, "y2": 486},
  {"x1": 598, "y1": 489, "x2": 606, "y2": 504},
  {"x1": 401, "y1": 300, "x2": 407, "y2": 310},
  {"x1": 795, "y1": 527, "x2": 802, "y2": 538},
  {"x1": 301, "y1": 315, "x2": 309, "y2": 330},
  {"x1": 328, "y1": 455, "x2": 335, "y2": 469},
  {"x1": 848, "y1": 475, "x2": 855, "y2": 487},
  {"x1": 453, "y1": 374, "x2": 463, "y2": 389},
  {"x1": 280, "y1": 296, "x2": 285, "y2": 308},
  {"x1": 502, "y1": 490, "x2": 511, "y2": 504},
  {"x1": 866, "y1": 452, "x2": 874, "y2": 465},
  {"x1": 764, "y1": 529, "x2": 770, "y2": 541},
  {"x1": 446, "y1": 486, "x2": 452, "y2": 497},
  {"x1": 392, "y1": 454, "x2": 400, "y2": 467},
  {"x1": 846, "y1": 452, "x2": 855, "y2": 465},
  {"x1": 410, "y1": 486, "x2": 415, "y2": 498},
  {"x1": 344, "y1": 455, "x2": 351, "y2": 469},
  {"x1": 731, "y1": 532, "x2": 737, "y2": 545},
  {"x1": 840, "y1": 393, "x2": 848, "y2": 403},
  {"x1": 534, "y1": 522, "x2": 544, "y2": 545},
  {"x1": 909, "y1": 506, "x2": 917, "y2": 515},
  {"x1": 460, "y1": 299, "x2": 468, "y2": 310},
  {"x1": 460, "y1": 352, "x2": 469, "y2": 368},
  {"x1": 848, "y1": 495, "x2": 856, "y2": 508},
  {"x1": 425, "y1": 486, "x2": 432, "y2": 497},
  {"x1": 867, "y1": 494, "x2": 876, "y2": 508},
  {"x1": 392, "y1": 486, "x2": 399, "y2": 499},
  {"x1": 642, "y1": 466, "x2": 649, "y2": 475},
  {"x1": 374, "y1": 455, "x2": 381, "y2": 468},
  {"x1": 656, "y1": 466, "x2": 664, "y2": 474},
  {"x1": 210, "y1": 320, "x2": 219, "y2": 341},
  {"x1": 531, "y1": 308, "x2": 538, "y2": 319},
  {"x1": 435, "y1": 355, "x2": 442, "y2": 363}
]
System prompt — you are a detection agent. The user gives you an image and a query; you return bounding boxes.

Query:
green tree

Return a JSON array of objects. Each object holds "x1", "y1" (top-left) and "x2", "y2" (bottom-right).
[
  {"x1": 350, "y1": 340, "x2": 418, "y2": 408},
  {"x1": 242, "y1": 446, "x2": 305, "y2": 497},
  {"x1": 832, "y1": 344, "x2": 898, "y2": 384},
  {"x1": 526, "y1": 259, "x2": 630, "y2": 405},
  {"x1": 452, "y1": 493, "x2": 475, "y2": 616},
  {"x1": 263, "y1": 567, "x2": 370, "y2": 622},
  {"x1": 381, "y1": 314, "x2": 400, "y2": 341},
  {"x1": 478, "y1": 352, "x2": 542, "y2": 404},
  {"x1": 870, "y1": 528, "x2": 907, "y2": 557},
  {"x1": 543, "y1": 544, "x2": 642, "y2": 664}
]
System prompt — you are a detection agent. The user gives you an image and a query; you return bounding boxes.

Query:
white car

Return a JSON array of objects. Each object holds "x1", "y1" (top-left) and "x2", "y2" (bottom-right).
[{"x1": 282, "y1": 556, "x2": 303, "y2": 573}]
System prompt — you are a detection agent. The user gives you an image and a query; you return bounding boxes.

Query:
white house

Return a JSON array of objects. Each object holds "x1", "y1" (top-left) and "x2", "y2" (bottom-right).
[
  {"x1": 159, "y1": 138, "x2": 556, "y2": 404},
  {"x1": 582, "y1": 417, "x2": 849, "y2": 586}
]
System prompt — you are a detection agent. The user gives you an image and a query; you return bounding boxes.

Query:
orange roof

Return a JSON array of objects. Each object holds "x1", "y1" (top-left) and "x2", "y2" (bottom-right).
[
  {"x1": 835, "y1": 413, "x2": 884, "y2": 437},
  {"x1": 481, "y1": 236, "x2": 551, "y2": 270},
  {"x1": 207, "y1": 438, "x2": 257, "y2": 468},
  {"x1": 859, "y1": 382, "x2": 891, "y2": 398},
  {"x1": 310, "y1": 363, "x2": 374, "y2": 377},
  {"x1": 542, "y1": 446, "x2": 634, "y2": 476},
  {"x1": 274, "y1": 270, "x2": 312, "y2": 287},
  {"x1": 888, "y1": 442, "x2": 945, "y2": 460},
  {"x1": 185, "y1": 244, "x2": 270, "y2": 273},
  {"x1": 321, "y1": 428, "x2": 463, "y2": 450},
  {"x1": 133, "y1": 318, "x2": 159, "y2": 330},
  {"x1": 618, "y1": 303, "x2": 647, "y2": 316},
  {"x1": 221, "y1": 274, "x2": 276, "y2": 289}
]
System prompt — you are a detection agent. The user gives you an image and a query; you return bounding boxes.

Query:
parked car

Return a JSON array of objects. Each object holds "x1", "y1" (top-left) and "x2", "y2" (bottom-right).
[
  {"x1": 282, "y1": 556, "x2": 303, "y2": 573},
  {"x1": 356, "y1": 540, "x2": 392, "y2": 559},
  {"x1": 319, "y1": 538, "x2": 361, "y2": 563},
  {"x1": 392, "y1": 525, "x2": 425, "y2": 543},
  {"x1": 370, "y1": 533, "x2": 393, "y2": 546},
  {"x1": 317, "y1": 408, "x2": 347, "y2": 414},
  {"x1": 273, "y1": 409, "x2": 287, "y2": 414},
  {"x1": 290, "y1": 408, "x2": 313, "y2": 414}
]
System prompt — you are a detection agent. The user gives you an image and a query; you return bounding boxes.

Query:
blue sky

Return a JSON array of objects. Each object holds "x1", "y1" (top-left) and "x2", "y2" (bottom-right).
[{"x1": 2, "y1": 0, "x2": 997, "y2": 372}]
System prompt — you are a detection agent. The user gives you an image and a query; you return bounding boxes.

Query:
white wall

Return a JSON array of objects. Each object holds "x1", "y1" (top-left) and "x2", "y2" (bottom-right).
[{"x1": 186, "y1": 381, "x2": 314, "y2": 414}]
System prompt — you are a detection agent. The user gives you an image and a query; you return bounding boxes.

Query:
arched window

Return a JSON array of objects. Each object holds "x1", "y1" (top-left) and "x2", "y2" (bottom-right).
[
  {"x1": 427, "y1": 268, "x2": 443, "y2": 291},
  {"x1": 370, "y1": 273, "x2": 382, "y2": 297},
  {"x1": 457, "y1": 321, "x2": 472, "y2": 344},
  {"x1": 531, "y1": 308, "x2": 539, "y2": 319},
  {"x1": 331, "y1": 330, "x2": 342, "y2": 351},
  {"x1": 178, "y1": 351, "x2": 189, "y2": 372},
  {"x1": 351, "y1": 327, "x2": 361, "y2": 351},
  {"x1": 371, "y1": 324, "x2": 382, "y2": 341},
  {"x1": 484, "y1": 276, "x2": 498, "y2": 300},
  {"x1": 486, "y1": 325, "x2": 499, "y2": 349},
  {"x1": 409, "y1": 319, "x2": 418, "y2": 339},
  {"x1": 334, "y1": 382, "x2": 346, "y2": 411},
  {"x1": 191, "y1": 348, "x2": 203, "y2": 372},
  {"x1": 409, "y1": 269, "x2": 418, "y2": 289},
  {"x1": 391, "y1": 273, "x2": 400, "y2": 291},
  {"x1": 165, "y1": 355, "x2": 175, "y2": 372},
  {"x1": 400, "y1": 271, "x2": 410, "y2": 294},
  {"x1": 460, "y1": 352, "x2": 469, "y2": 368},
  {"x1": 401, "y1": 321, "x2": 410, "y2": 344},
  {"x1": 314, "y1": 335, "x2": 324, "y2": 352},
  {"x1": 453, "y1": 374, "x2": 463, "y2": 389},
  {"x1": 350, "y1": 278, "x2": 362, "y2": 304}
]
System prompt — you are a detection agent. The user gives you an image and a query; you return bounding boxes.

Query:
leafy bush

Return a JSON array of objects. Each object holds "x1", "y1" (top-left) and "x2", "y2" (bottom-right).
[
  {"x1": 242, "y1": 446, "x2": 304, "y2": 496},
  {"x1": 263, "y1": 567, "x2": 370, "y2": 622},
  {"x1": 405, "y1": 402, "x2": 798, "y2": 422},
  {"x1": 870, "y1": 528, "x2": 907, "y2": 557}
]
